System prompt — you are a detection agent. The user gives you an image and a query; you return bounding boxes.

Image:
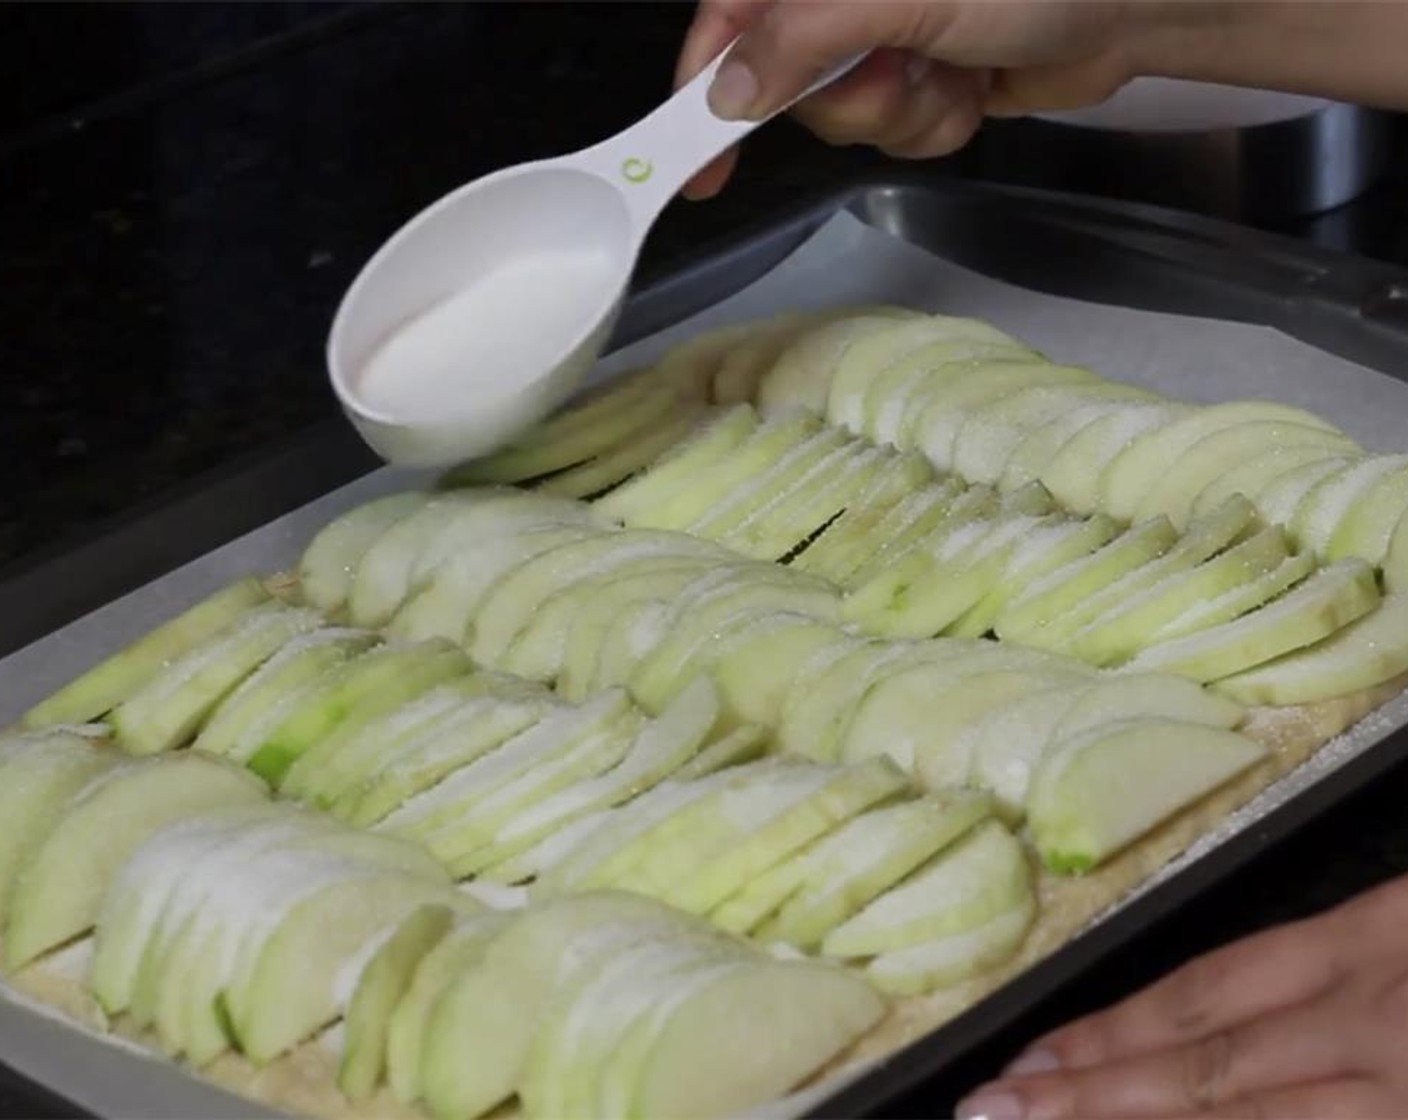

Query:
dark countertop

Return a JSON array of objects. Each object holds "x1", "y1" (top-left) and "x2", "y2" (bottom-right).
[{"x1": 3, "y1": 3, "x2": 1408, "y2": 1116}]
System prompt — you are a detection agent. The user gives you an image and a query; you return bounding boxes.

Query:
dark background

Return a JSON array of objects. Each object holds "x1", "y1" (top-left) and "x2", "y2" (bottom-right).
[{"x1": 2, "y1": 3, "x2": 1408, "y2": 1116}]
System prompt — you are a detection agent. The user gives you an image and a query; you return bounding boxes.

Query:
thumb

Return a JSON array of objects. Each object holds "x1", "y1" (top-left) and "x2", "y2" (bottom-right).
[{"x1": 708, "y1": 0, "x2": 956, "y2": 120}]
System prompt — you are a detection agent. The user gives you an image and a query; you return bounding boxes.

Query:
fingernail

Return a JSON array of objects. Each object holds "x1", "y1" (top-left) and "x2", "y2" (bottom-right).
[
  {"x1": 955, "y1": 1089, "x2": 1024, "y2": 1120},
  {"x1": 1003, "y1": 1049, "x2": 1061, "y2": 1077},
  {"x1": 708, "y1": 59, "x2": 759, "y2": 120}
]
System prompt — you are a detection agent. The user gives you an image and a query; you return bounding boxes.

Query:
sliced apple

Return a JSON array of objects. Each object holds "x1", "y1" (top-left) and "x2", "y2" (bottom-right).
[
  {"x1": 709, "y1": 615, "x2": 852, "y2": 729},
  {"x1": 1387, "y1": 509, "x2": 1408, "y2": 592},
  {"x1": 845, "y1": 481, "x2": 1001, "y2": 597},
  {"x1": 756, "y1": 310, "x2": 924, "y2": 416},
  {"x1": 822, "y1": 819, "x2": 1031, "y2": 957},
  {"x1": 712, "y1": 311, "x2": 824, "y2": 406},
  {"x1": 1329, "y1": 461, "x2": 1408, "y2": 565},
  {"x1": 661, "y1": 757, "x2": 909, "y2": 915},
  {"x1": 915, "y1": 360, "x2": 1097, "y2": 473},
  {"x1": 1039, "y1": 404, "x2": 1187, "y2": 515},
  {"x1": 1135, "y1": 421, "x2": 1360, "y2": 530},
  {"x1": 1125, "y1": 558, "x2": 1380, "y2": 682},
  {"x1": 759, "y1": 790, "x2": 995, "y2": 949},
  {"x1": 1028, "y1": 719, "x2": 1266, "y2": 873},
  {"x1": 1069, "y1": 526, "x2": 1292, "y2": 666},
  {"x1": 995, "y1": 516, "x2": 1179, "y2": 645},
  {"x1": 253, "y1": 639, "x2": 472, "y2": 787},
  {"x1": 0, "y1": 729, "x2": 114, "y2": 921},
  {"x1": 671, "y1": 723, "x2": 767, "y2": 781},
  {"x1": 592, "y1": 403, "x2": 759, "y2": 521},
  {"x1": 1255, "y1": 455, "x2": 1357, "y2": 528},
  {"x1": 339, "y1": 903, "x2": 455, "y2": 1099},
  {"x1": 299, "y1": 495, "x2": 430, "y2": 614},
  {"x1": 534, "y1": 404, "x2": 709, "y2": 500},
  {"x1": 1100, "y1": 400, "x2": 1349, "y2": 524},
  {"x1": 1151, "y1": 550, "x2": 1318, "y2": 643},
  {"x1": 1000, "y1": 398, "x2": 1157, "y2": 494},
  {"x1": 866, "y1": 893, "x2": 1035, "y2": 996},
  {"x1": 804, "y1": 476, "x2": 964, "y2": 587},
  {"x1": 385, "y1": 524, "x2": 597, "y2": 645},
  {"x1": 22, "y1": 577, "x2": 274, "y2": 729},
  {"x1": 1215, "y1": 593, "x2": 1408, "y2": 705},
  {"x1": 5, "y1": 754, "x2": 265, "y2": 969},
  {"x1": 385, "y1": 912, "x2": 512, "y2": 1104},
  {"x1": 625, "y1": 958, "x2": 885, "y2": 1120},
  {"x1": 190, "y1": 627, "x2": 378, "y2": 758},
  {"x1": 1189, "y1": 445, "x2": 1348, "y2": 522},
  {"x1": 1290, "y1": 454, "x2": 1408, "y2": 558},
  {"x1": 950, "y1": 383, "x2": 1149, "y2": 488}
]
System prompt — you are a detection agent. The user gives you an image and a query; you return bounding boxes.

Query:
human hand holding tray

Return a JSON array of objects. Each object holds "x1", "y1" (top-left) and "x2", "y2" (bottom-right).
[{"x1": 2, "y1": 186, "x2": 1408, "y2": 1120}]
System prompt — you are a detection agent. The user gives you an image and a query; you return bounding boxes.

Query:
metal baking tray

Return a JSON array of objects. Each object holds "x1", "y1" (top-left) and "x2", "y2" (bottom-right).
[{"x1": 3, "y1": 174, "x2": 1408, "y2": 1119}]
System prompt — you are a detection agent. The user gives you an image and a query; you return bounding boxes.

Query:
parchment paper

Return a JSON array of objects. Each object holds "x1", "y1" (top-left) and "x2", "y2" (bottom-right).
[{"x1": 2, "y1": 209, "x2": 1408, "y2": 1120}]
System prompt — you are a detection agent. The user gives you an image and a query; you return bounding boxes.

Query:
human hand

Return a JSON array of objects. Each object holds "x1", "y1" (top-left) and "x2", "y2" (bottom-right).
[
  {"x1": 956, "y1": 873, "x2": 1408, "y2": 1118},
  {"x1": 674, "y1": 0, "x2": 1154, "y2": 199}
]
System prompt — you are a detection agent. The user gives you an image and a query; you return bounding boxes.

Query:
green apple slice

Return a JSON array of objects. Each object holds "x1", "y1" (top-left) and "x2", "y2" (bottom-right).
[
  {"x1": 535, "y1": 404, "x2": 709, "y2": 500},
  {"x1": 995, "y1": 516, "x2": 1179, "y2": 645},
  {"x1": 418, "y1": 891, "x2": 714, "y2": 1120},
  {"x1": 1189, "y1": 445, "x2": 1347, "y2": 522},
  {"x1": 759, "y1": 790, "x2": 996, "y2": 949},
  {"x1": 5, "y1": 754, "x2": 265, "y2": 969},
  {"x1": 1136, "y1": 421, "x2": 1360, "y2": 530},
  {"x1": 1000, "y1": 398, "x2": 1158, "y2": 494},
  {"x1": 1028, "y1": 719, "x2": 1266, "y2": 873},
  {"x1": 191, "y1": 627, "x2": 378, "y2": 758},
  {"x1": 299, "y1": 494, "x2": 430, "y2": 614},
  {"x1": 685, "y1": 426, "x2": 852, "y2": 540},
  {"x1": 709, "y1": 616, "x2": 851, "y2": 729},
  {"x1": 385, "y1": 912, "x2": 511, "y2": 1104},
  {"x1": 915, "y1": 361, "x2": 1097, "y2": 473},
  {"x1": 1329, "y1": 461, "x2": 1408, "y2": 564},
  {"x1": 712, "y1": 311, "x2": 824, "y2": 405},
  {"x1": 109, "y1": 604, "x2": 324, "y2": 757},
  {"x1": 251, "y1": 639, "x2": 472, "y2": 787},
  {"x1": 866, "y1": 893, "x2": 1035, "y2": 996},
  {"x1": 757, "y1": 310, "x2": 924, "y2": 416},
  {"x1": 910, "y1": 668, "x2": 1091, "y2": 791},
  {"x1": 662, "y1": 757, "x2": 909, "y2": 915},
  {"x1": 443, "y1": 372, "x2": 686, "y2": 484},
  {"x1": 950, "y1": 383, "x2": 1147, "y2": 488},
  {"x1": 963, "y1": 689, "x2": 1088, "y2": 816},
  {"x1": 1255, "y1": 455, "x2": 1357, "y2": 528},
  {"x1": 949, "y1": 513, "x2": 1122, "y2": 638},
  {"x1": 470, "y1": 530, "x2": 723, "y2": 666},
  {"x1": 374, "y1": 689, "x2": 634, "y2": 843},
  {"x1": 1386, "y1": 509, "x2": 1408, "y2": 592},
  {"x1": 22, "y1": 578, "x2": 273, "y2": 729},
  {"x1": 1151, "y1": 550, "x2": 1318, "y2": 643},
  {"x1": 1024, "y1": 494, "x2": 1258, "y2": 650},
  {"x1": 624, "y1": 958, "x2": 885, "y2": 1120},
  {"x1": 385, "y1": 524, "x2": 597, "y2": 645},
  {"x1": 722, "y1": 442, "x2": 886, "y2": 563},
  {"x1": 349, "y1": 490, "x2": 597, "y2": 628},
  {"x1": 1100, "y1": 400, "x2": 1348, "y2": 523},
  {"x1": 829, "y1": 315, "x2": 1026, "y2": 432},
  {"x1": 234, "y1": 872, "x2": 465, "y2": 1064},
  {"x1": 822, "y1": 819, "x2": 1030, "y2": 957},
  {"x1": 1125, "y1": 558, "x2": 1380, "y2": 682},
  {"x1": 657, "y1": 321, "x2": 780, "y2": 403},
  {"x1": 1214, "y1": 592, "x2": 1408, "y2": 705},
  {"x1": 846, "y1": 481, "x2": 1001, "y2": 595},
  {"x1": 790, "y1": 451, "x2": 938, "y2": 579},
  {"x1": 339, "y1": 903, "x2": 455, "y2": 1099},
  {"x1": 670, "y1": 724, "x2": 767, "y2": 781},
  {"x1": 0, "y1": 729, "x2": 112, "y2": 922},
  {"x1": 499, "y1": 559, "x2": 709, "y2": 683},
  {"x1": 808, "y1": 476, "x2": 965, "y2": 587},
  {"x1": 1291, "y1": 454, "x2": 1408, "y2": 558},
  {"x1": 865, "y1": 340, "x2": 1035, "y2": 448},
  {"x1": 594, "y1": 405, "x2": 760, "y2": 523},
  {"x1": 334, "y1": 697, "x2": 550, "y2": 826},
  {"x1": 1069, "y1": 526, "x2": 1292, "y2": 666},
  {"x1": 470, "y1": 676, "x2": 722, "y2": 875},
  {"x1": 1038, "y1": 404, "x2": 1187, "y2": 515}
]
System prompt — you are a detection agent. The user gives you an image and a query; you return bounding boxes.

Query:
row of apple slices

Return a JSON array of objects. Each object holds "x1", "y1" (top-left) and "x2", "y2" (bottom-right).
[
  {"x1": 446, "y1": 307, "x2": 1408, "y2": 595},
  {"x1": 0, "y1": 731, "x2": 885, "y2": 1119},
  {"x1": 286, "y1": 487, "x2": 1271, "y2": 870},
  {"x1": 13, "y1": 580, "x2": 1054, "y2": 983}
]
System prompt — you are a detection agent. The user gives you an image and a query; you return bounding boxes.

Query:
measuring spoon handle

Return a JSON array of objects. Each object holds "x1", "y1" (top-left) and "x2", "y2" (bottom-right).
[{"x1": 573, "y1": 40, "x2": 866, "y2": 237}]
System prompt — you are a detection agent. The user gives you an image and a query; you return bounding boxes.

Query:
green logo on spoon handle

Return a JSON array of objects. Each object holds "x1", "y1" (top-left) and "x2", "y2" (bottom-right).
[{"x1": 621, "y1": 157, "x2": 653, "y2": 184}]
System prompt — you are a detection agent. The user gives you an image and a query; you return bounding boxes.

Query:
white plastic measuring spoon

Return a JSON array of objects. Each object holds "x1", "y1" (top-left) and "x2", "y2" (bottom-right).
[{"x1": 328, "y1": 42, "x2": 865, "y2": 468}]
